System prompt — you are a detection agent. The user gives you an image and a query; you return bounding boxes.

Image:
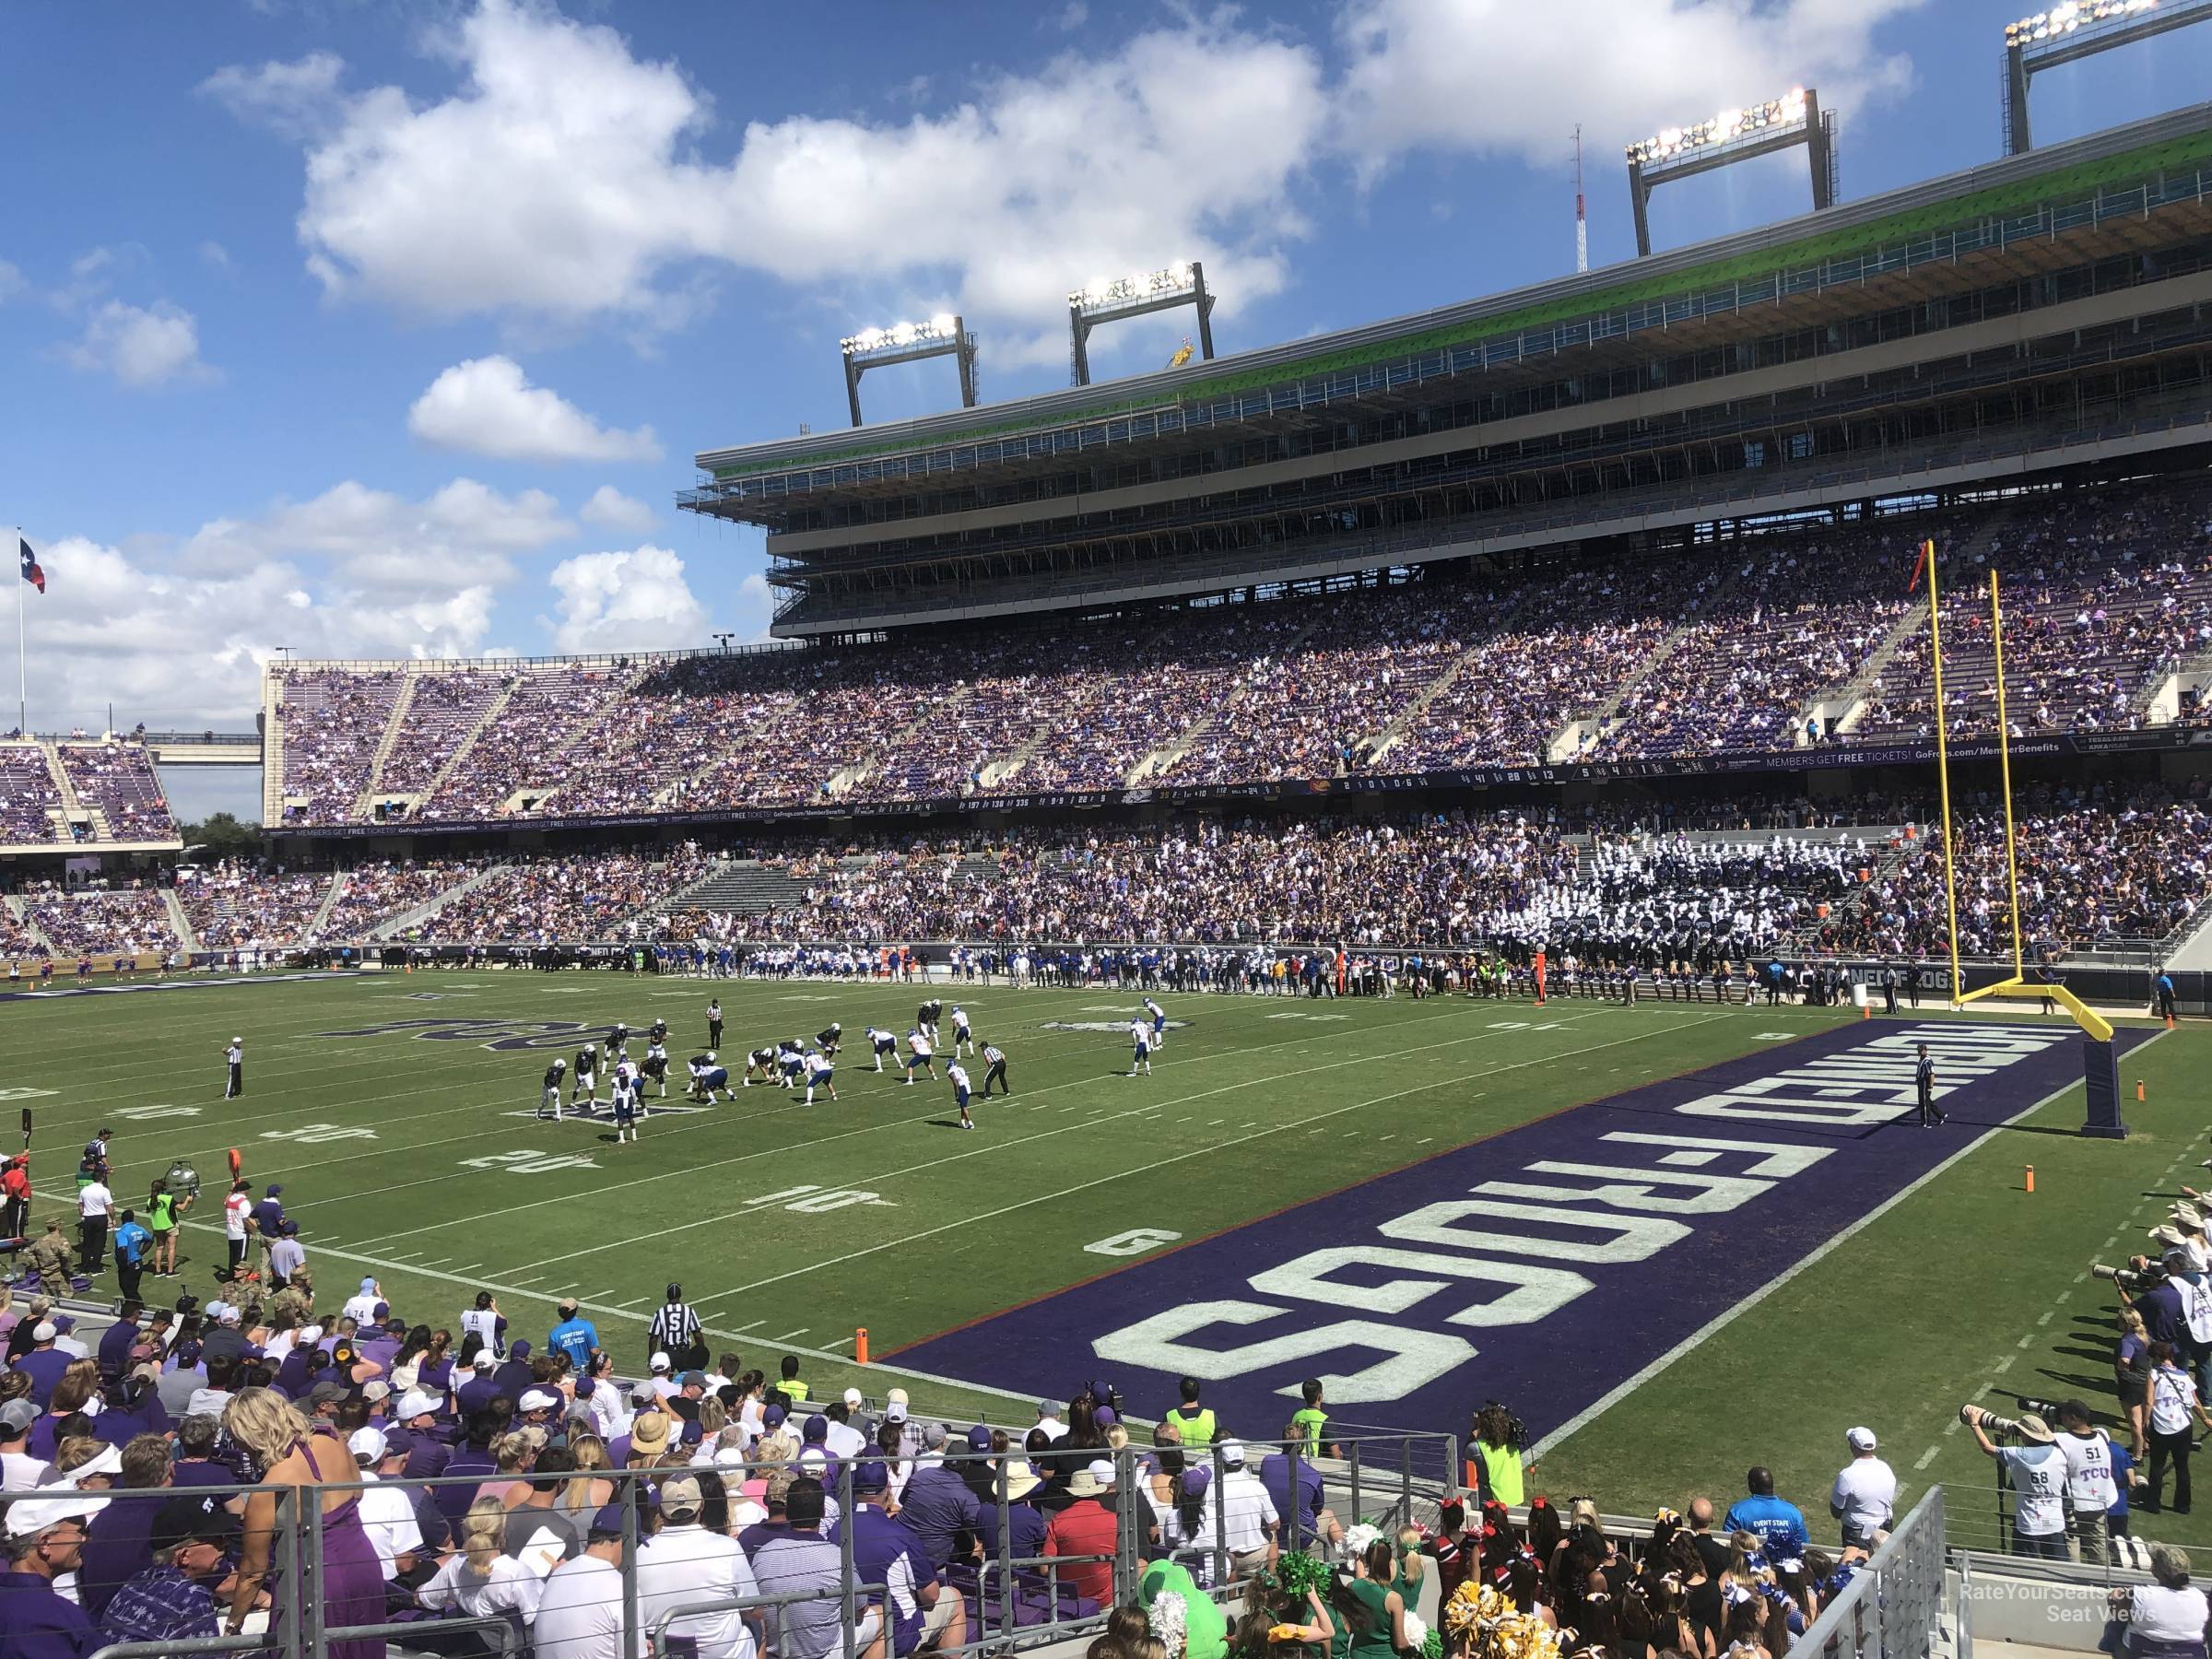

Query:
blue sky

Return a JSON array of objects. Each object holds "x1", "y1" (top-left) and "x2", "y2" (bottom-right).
[{"x1": 5, "y1": 0, "x2": 2209, "y2": 756}]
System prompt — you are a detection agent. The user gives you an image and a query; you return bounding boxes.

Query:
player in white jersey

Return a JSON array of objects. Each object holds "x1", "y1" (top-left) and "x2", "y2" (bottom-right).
[
  {"x1": 902, "y1": 1030, "x2": 935, "y2": 1085},
  {"x1": 1144, "y1": 998, "x2": 1167, "y2": 1048},
  {"x1": 1127, "y1": 1018, "x2": 1153, "y2": 1077},
  {"x1": 866, "y1": 1028, "x2": 899, "y2": 1071},
  {"x1": 777, "y1": 1040, "x2": 806, "y2": 1089},
  {"x1": 950, "y1": 1006, "x2": 974, "y2": 1056},
  {"x1": 611, "y1": 1066, "x2": 639, "y2": 1144},
  {"x1": 802, "y1": 1049, "x2": 837, "y2": 1105},
  {"x1": 616, "y1": 1057, "x2": 648, "y2": 1119},
  {"x1": 948, "y1": 1061, "x2": 974, "y2": 1129}
]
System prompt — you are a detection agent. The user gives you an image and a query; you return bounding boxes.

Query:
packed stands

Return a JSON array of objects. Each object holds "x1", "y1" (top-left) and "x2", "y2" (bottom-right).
[
  {"x1": 371, "y1": 669, "x2": 510, "y2": 799},
  {"x1": 55, "y1": 740, "x2": 177, "y2": 841},
  {"x1": 1855, "y1": 487, "x2": 2212, "y2": 740},
  {"x1": 273, "y1": 667, "x2": 406, "y2": 823},
  {"x1": 0, "y1": 744, "x2": 64, "y2": 844},
  {"x1": 257, "y1": 484, "x2": 2212, "y2": 830},
  {"x1": 175, "y1": 863, "x2": 334, "y2": 949},
  {"x1": 18, "y1": 885, "x2": 181, "y2": 955},
  {"x1": 398, "y1": 846, "x2": 715, "y2": 942},
  {"x1": 318, "y1": 858, "x2": 488, "y2": 941},
  {"x1": 1820, "y1": 788, "x2": 2212, "y2": 959},
  {"x1": 418, "y1": 662, "x2": 642, "y2": 820}
]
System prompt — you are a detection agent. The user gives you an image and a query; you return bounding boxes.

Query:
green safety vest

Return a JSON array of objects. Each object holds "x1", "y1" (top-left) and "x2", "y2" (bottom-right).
[
  {"x1": 1476, "y1": 1441, "x2": 1524, "y2": 1508},
  {"x1": 1171, "y1": 1405, "x2": 1217, "y2": 1448}
]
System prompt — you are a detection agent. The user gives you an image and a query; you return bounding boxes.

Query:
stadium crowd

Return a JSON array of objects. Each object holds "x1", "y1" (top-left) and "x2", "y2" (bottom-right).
[
  {"x1": 174, "y1": 865, "x2": 335, "y2": 952},
  {"x1": 53, "y1": 745, "x2": 175, "y2": 841},
  {"x1": 0, "y1": 749, "x2": 65, "y2": 846},
  {"x1": 260, "y1": 486, "x2": 2212, "y2": 831}
]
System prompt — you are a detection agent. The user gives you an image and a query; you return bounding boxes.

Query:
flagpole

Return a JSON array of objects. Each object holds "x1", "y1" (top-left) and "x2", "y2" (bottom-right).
[
  {"x1": 12, "y1": 527, "x2": 22, "y2": 741},
  {"x1": 1924, "y1": 537, "x2": 1964, "y2": 1008}
]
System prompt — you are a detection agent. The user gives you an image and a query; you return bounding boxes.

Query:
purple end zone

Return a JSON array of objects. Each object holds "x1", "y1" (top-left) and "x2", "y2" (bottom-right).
[{"x1": 893, "y1": 1020, "x2": 2153, "y2": 1439}]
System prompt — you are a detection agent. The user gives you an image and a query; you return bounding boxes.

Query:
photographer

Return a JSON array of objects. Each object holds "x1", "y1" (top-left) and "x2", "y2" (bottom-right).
[
  {"x1": 2054, "y1": 1400, "x2": 2121, "y2": 1564},
  {"x1": 2144, "y1": 1341, "x2": 2212, "y2": 1516},
  {"x1": 1961, "y1": 1406, "x2": 2070, "y2": 1559}
]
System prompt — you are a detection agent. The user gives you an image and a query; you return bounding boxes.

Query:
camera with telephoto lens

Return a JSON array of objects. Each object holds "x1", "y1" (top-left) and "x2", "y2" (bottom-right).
[
  {"x1": 2016, "y1": 1395, "x2": 2065, "y2": 1420},
  {"x1": 2092, "y1": 1261, "x2": 2168, "y2": 1291}
]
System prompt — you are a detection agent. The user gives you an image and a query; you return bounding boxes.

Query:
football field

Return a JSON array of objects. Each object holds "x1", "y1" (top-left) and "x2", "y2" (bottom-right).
[{"x1": 2, "y1": 968, "x2": 2199, "y2": 1541}]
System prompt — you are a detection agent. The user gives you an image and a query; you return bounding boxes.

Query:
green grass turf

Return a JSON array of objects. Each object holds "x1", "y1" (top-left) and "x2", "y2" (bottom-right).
[{"x1": 2, "y1": 969, "x2": 2194, "y2": 1543}]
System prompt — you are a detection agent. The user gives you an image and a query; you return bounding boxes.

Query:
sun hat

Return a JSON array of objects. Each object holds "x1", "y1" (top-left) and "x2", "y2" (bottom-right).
[
  {"x1": 1066, "y1": 1458, "x2": 1116, "y2": 1498},
  {"x1": 2015, "y1": 1413, "x2": 2057, "y2": 1444},
  {"x1": 1001, "y1": 1458, "x2": 1042, "y2": 1500},
  {"x1": 629, "y1": 1413, "x2": 672, "y2": 1453}
]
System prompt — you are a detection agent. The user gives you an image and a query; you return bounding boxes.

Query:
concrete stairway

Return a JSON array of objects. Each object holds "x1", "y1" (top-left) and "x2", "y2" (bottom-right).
[
  {"x1": 162, "y1": 889, "x2": 200, "y2": 953},
  {"x1": 368, "y1": 862, "x2": 510, "y2": 941},
  {"x1": 4, "y1": 897, "x2": 54, "y2": 955},
  {"x1": 416, "y1": 676, "x2": 522, "y2": 808},
  {"x1": 661, "y1": 861, "x2": 811, "y2": 916},
  {"x1": 354, "y1": 669, "x2": 422, "y2": 817},
  {"x1": 305, "y1": 872, "x2": 348, "y2": 943}
]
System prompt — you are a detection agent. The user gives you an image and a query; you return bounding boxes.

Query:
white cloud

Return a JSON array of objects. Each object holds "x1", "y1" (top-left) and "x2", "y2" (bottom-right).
[
  {"x1": 196, "y1": 50, "x2": 347, "y2": 141},
  {"x1": 407, "y1": 355, "x2": 662, "y2": 463},
  {"x1": 182, "y1": 476, "x2": 572, "y2": 594},
  {"x1": 1335, "y1": 0, "x2": 1919, "y2": 177},
  {"x1": 580, "y1": 484, "x2": 657, "y2": 535},
  {"x1": 211, "y1": 0, "x2": 1329, "y2": 359},
  {"x1": 1056, "y1": 3, "x2": 1088, "y2": 29},
  {"x1": 546, "y1": 544, "x2": 709, "y2": 653},
  {"x1": 200, "y1": 241, "x2": 234, "y2": 271},
  {"x1": 65, "y1": 300, "x2": 216, "y2": 388}
]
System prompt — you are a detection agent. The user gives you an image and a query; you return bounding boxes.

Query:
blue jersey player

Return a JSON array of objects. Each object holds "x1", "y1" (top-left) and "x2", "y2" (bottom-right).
[{"x1": 689, "y1": 1053, "x2": 734, "y2": 1102}]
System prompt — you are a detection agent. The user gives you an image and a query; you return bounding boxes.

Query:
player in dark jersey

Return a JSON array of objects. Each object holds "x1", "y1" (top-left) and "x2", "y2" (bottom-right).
[
  {"x1": 541, "y1": 1058, "x2": 568, "y2": 1120},
  {"x1": 571, "y1": 1044, "x2": 600, "y2": 1107},
  {"x1": 815, "y1": 1023, "x2": 842, "y2": 1056},
  {"x1": 743, "y1": 1045, "x2": 778, "y2": 1086},
  {"x1": 607, "y1": 1023, "x2": 630, "y2": 1060},
  {"x1": 918, "y1": 999, "x2": 942, "y2": 1043},
  {"x1": 649, "y1": 1018, "x2": 669, "y2": 1046},
  {"x1": 642, "y1": 1041, "x2": 669, "y2": 1098}
]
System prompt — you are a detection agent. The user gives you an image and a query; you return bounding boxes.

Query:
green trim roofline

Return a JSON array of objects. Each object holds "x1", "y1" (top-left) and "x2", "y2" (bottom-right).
[{"x1": 700, "y1": 112, "x2": 2212, "y2": 484}]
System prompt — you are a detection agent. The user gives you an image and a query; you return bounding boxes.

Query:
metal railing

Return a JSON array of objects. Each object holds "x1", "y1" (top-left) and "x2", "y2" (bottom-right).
[
  {"x1": 1788, "y1": 1486, "x2": 1947, "y2": 1659},
  {"x1": 29, "y1": 1430, "x2": 1453, "y2": 1659}
]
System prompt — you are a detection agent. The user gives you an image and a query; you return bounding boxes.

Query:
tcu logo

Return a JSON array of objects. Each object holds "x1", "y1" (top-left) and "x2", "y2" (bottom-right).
[{"x1": 320, "y1": 1018, "x2": 594, "y2": 1053}]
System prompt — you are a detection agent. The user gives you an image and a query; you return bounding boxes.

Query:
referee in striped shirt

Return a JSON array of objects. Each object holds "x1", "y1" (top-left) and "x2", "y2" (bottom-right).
[
  {"x1": 648, "y1": 1282, "x2": 702, "y2": 1371},
  {"x1": 980, "y1": 1041, "x2": 1010, "y2": 1097}
]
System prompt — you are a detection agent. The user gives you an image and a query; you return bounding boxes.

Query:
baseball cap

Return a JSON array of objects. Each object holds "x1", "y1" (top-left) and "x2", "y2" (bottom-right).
[
  {"x1": 887, "y1": 1387, "x2": 910, "y2": 1408},
  {"x1": 1846, "y1": 1427, "x2": 1877, "y2": 1453},
  {"x1": 30, "y1": 1321, "x2": 55, "y2": 1343},
  {"x1": 1218, "y1": 1438, "x2": 1247, "y2": 1468},
  {"x1": 511, "y1": 1341, "x2": 532, "y2": 1360},
  {"x1": 519, "y1": 1389, "x2": 559, "y2": 1413},
  {"x1": 852, "y1": 1459, "x2": 890, "y2": 1492},
  {"x1": 587, "y1": 1504, "x2": 629, "y2": 1538},
  {"x1": 347, "y1": 1428, "x2": 389, "y2": 1462},
  {"x1": 1036, "y1": 1397, "x2": 1057, "y2": 1416},
  {"x1": 762, "y1": 1404, "x2": 787, "y2": 1429},
  {"x1": 471, "y1": 1351, "x2": 497, "y2": 1370},
  {"x1": 649, "y1": 1352, "x2": 672, "y2": 1373},
  {"x1": 557, "y1": 1298, "x2": 579, "y2": 1314},
  {"x1": 397, "y1": 1391, "x2": 439, "y2": 1421},
  {"x1": 361, "y1": 1381, "x2": 391, "y2": 1405},
  {"x1": 6, "y1": 1496, "x2": 102, "y2": 1538},
  {"x1": 658, "y1": 1474, "x2": 703, "y2": 1515},
  {"x1": 0, "y1": 1400, "x2": 39, "y2": 1436},
  {"x1": 921, "y1": 1420, "x2": 947, "y2": 1450},
  {"x1": 1094, "y1": 1406, "x2": 1119, "y2": 1429},
  {"x1": 359, "y1": 1277, "x2": 377, "y2": 1294},
  {"x1": 843, "y1": 1387, "x2": 865, "y2": 1408},
  {"x1": 381, "y1": 1428, "x2": 415, "y2": 1457},
  {"x1": 966, "y1": 1425, "x2": 992, "y2": 1452},
  {"x1": 308, "y1": 1382, "x2": 349, "y2": 1407},
  {"x1": 150, "y1": 1494, "x2": 232, "y2": 1554},
  {"x1": 885, "y1": 1399, "x2": 908, "y2": 1423},
  {"x1": 631, "y1": 1381, "x2": 659, "y2": 1406},
  {"x1": 803, "y1": 1414, "x2": 829, "y2": 1441},
  {"x1": 680, "y1": 1371, "x2": 707, "y2": 1391}
]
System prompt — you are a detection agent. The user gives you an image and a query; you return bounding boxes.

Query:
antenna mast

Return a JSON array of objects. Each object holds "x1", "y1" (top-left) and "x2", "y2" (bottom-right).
[{"x1": 1574, "y1": 124, "x2": 1588, "y2": 273}]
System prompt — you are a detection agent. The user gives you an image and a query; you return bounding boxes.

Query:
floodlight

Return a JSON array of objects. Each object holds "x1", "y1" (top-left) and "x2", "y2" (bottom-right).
[
  {"x1": 838, "y1": 313, "x2": 978, "y2": 427},
  {"x1": 1625, "y1": 86, "x2": 1835, "y2": 256},
  {"x1": 2002, "y1": 0, "x2": 2208, "y2": 154},
  {"x1": 1065, "y1": 259, "x2": 1218, "y2": 385}
]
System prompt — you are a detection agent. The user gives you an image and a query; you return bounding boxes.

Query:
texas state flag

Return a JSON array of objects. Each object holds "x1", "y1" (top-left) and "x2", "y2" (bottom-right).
[{"x1": 18, "y1": 538, "x2": 43, "y2": 594}]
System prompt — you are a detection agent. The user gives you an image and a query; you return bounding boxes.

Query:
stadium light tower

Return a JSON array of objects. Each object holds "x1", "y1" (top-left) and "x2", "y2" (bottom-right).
[
  {"x1": 840, "y1": 314, "x2": 978, "y2": 429},
  {"x1": 2003, "y1": 1, "x2": 2212, "y2": 155},
  {"x1": 1624, "y1": 88, "x2": 1838, "y2": 257},
  {"x1": 1067, "y1": 262, "x2": 1216, "y2": 387}
]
